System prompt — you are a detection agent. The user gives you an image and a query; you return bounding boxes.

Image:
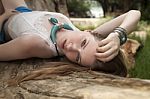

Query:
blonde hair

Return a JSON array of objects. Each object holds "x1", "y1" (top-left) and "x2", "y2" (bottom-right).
[
  {"x1": 7, "y1": 31, "x2": 127, "y2": 86},
  {"x1": 91, "y1": 51, "x2": 127, "y2": 77},
  {"x1": 7, "y1": 61, "x2": 88, "y2": 86},
  {"x1": 90, "y1": 31, "x2": 127, "y2": 77}
]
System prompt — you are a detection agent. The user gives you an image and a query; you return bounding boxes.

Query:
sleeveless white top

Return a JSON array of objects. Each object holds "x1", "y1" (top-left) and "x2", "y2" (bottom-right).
[{"x1": 6, "y1": 11, "x2": 79, "y2": 56}]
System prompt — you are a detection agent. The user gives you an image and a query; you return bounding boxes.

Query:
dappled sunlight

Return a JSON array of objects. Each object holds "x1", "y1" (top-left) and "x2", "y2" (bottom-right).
[
  {"x1": 129, "y1": 23, "x2": 150, "y2": 79},
  {"x1": 70, "y1": 17, "x2": 112, "y2": 30}
]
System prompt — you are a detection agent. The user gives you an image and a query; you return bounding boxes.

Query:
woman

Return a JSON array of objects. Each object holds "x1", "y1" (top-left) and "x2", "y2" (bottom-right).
[{"x1": 0, "y1": 0, "x2": 141, "y2": 76}]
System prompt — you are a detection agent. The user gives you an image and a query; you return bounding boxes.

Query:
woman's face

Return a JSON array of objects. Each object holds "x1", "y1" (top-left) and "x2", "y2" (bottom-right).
[{"x1": 57, "y1": 31, "x2": 98, "y2": 66}]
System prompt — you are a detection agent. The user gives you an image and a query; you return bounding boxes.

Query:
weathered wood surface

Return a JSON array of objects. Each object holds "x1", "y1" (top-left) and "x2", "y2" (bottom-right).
[{"x1": 0, "y1": 58, "x2": 150, "y2": 99}]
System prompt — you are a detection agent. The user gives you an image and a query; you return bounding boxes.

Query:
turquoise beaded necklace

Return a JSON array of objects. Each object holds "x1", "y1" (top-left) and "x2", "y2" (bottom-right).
[{"x1": 49, "y1": 17, "x2": 73, "y2": 56}]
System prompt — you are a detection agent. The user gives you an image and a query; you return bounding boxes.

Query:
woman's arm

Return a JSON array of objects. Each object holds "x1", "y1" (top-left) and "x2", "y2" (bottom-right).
[
  {"x1": 94, "y1": 10, "x2": 141, "y2": 62},
  {"x1": 0, "y1": 9, "x2": 16, "y2": 31},
  {"x1": 92, "y1": 10, "x2": 141, "y2": 37},
  {"x1": 0, "y1": 13, "x2": 7, "y2": 31}
]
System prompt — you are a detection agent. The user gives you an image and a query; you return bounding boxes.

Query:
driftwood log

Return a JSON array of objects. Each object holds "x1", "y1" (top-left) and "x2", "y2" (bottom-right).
[{"x1": 0, "y1": 58, "x2": 150, "y2": 99}]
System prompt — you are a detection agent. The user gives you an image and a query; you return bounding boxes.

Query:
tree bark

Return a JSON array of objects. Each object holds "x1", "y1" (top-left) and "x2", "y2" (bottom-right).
[
  {"x1": 96, "y1": 0, "x2": 109, "y2": 17},
  {"x1": 123, "y1": 0, "x2": 131, "y2": 12},
  {"x1": 0, "y1": 58, "x2": 150, "y2": 99},
  {"x1": 25, "y1": 0, "x2": 69, "y2": 16},
  {"x1": 53, "y1": 0, "x2": 69, "y2": 17}
]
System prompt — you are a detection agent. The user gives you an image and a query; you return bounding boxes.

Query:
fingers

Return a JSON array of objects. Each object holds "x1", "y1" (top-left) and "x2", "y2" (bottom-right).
[
  {"x1": 97, "y1": 37, "x2": 109, "y2": 47},
  {"x1": 5, "y1": 8, "x2": 18, "y2": 13},
  {"x1": 97, "y1": 35, "x2": 119, "y2": 54},
  {"x1": 4, "y1": 9, "x2": 18, "y2": 18},
  {"x1": 95, "y1": 42, "x2": 119, "y2": 62},
  {"x1": 95, "y1": 33, "x2": 120, "y2": 62},
  {"x1": 97, "y1": 39, "x2": 111, "y2": 53},
  {"x1": 96, "y1": 51, "x2": 119, "y2": 62},
  {"x1": 11, "y1": 10, "x2": 18, "y2": 13},
  {"x1": 95, "y1": 44, "x2": 118, "y2": 58}
]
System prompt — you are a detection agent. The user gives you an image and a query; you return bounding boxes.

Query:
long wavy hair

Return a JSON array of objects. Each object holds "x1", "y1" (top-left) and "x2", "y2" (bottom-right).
[
  {"x1": 7, "y1": 31, "x2": 127, "y2": 86},
  {"x1": 91, "y1": 32, "x2": 127, "y2": 77},
  {"x1": 91, "y1": 51, "x2": 127, "y2": 77}
]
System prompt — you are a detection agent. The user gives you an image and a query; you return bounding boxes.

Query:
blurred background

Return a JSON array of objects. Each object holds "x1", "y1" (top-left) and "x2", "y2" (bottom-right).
[
  {"x1": 25, "y1": 0, "x2": 150, "y2": 79},
  {"x1": 25, "y1": 0, "x2": 150, "y2": 20}
]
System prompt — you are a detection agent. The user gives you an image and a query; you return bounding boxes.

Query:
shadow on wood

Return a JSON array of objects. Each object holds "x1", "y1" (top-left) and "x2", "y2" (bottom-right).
[{"x1": 0, "y1": 58, "x2": 150, "y2": 99}]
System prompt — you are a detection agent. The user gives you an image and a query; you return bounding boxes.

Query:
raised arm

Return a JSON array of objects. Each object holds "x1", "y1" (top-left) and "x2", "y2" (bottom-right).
[
  {"x1": 93, "y1": 10, "x2": 141, "y2": 62},
  {"x1": 92, "y1": 10, "x2": 141, "y2": 37}
]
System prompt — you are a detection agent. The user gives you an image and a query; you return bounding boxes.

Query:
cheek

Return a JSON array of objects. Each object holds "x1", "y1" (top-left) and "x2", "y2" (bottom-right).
[
  {"x1": 65, "y1": 52, "x2": 77, "y2": 62},
  {"x1": 81, "y1": 41, "x2": 98, "y2": 66}
]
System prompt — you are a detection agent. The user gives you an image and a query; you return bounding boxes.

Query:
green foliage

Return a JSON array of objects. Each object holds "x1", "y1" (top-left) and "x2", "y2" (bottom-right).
[
  {"x1": 141, "y1": 7, "x2": 150, "y2": 23},
  {"x1": 129, "y1": 35, "x2": 150, "y2": 79},
  {"x1": 67, "y1": 0, "x2": 91, "y2": 18},
  {"x1": 75, "y1": 25, "x2": 96, "y2": 31},
  {"x1": 74, "y1": 16, "x2": 111, "y2": 31},
  {"x1": 97, "y1": 0, "x2": 150, "y2": 21},
  {"x1": 129, "y1": 21, "x2": 150, "y2": 79}
]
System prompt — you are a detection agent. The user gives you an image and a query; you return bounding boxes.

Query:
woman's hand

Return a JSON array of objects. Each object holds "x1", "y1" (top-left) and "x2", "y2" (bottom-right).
[
  {"x1": 95, "y1": 32, "x2": 120, "y2": 62},
  {"x1": 3, "y1": 9, "x2": 18, "y2": 19}
]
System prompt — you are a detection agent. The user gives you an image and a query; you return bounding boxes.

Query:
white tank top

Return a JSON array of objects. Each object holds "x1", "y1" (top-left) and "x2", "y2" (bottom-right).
[{"x1": 6, "y1": 11, "x2": 79, "y2": 56}]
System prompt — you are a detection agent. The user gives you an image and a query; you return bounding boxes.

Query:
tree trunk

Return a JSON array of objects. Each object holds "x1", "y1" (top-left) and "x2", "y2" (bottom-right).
[
  {"x1": 53, "y1": 0, "x2": 69, "y2": 17},
  {"x1": 0, "y1": 0, "x2": 4, "y2": 15},
  {"x1": 25, "y1": 0, "x2": 69, "y2": 16},
  {"x1": 97, "y1": 0, "x2": 109, "y2": 17},
  {"x1": 123, "y1": 0, "x2": 131, "y2": 12},
  {"x1": 0, "y1": 58, "x2": 150, "y2": 99}
]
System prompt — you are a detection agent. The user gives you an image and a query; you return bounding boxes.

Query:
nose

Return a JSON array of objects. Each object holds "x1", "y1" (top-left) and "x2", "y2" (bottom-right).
[{"x1": 66, "y1": 42, "x2": 80, "y2": 52}]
